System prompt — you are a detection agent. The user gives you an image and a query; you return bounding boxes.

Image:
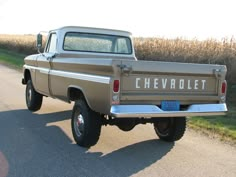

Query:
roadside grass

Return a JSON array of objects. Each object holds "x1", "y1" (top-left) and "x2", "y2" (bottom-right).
[
  {"x1": 188, "y1": 85, "x2": 236, "y2": 143},
  {"x1": 0, "y1": 48, "x2": 26, "y2": 69},
  {"x1": 188, "y1": 113, "x2": 236, "y2": 143}
]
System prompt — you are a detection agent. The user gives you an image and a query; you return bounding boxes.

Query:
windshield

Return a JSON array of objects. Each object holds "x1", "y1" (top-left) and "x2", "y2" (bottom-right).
[{"x1": 63, "y1": 32, "x2": 132, "y2": 55}]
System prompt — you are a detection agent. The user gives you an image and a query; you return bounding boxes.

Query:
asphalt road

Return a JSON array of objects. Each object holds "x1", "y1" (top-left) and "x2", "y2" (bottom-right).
[{"x1": 0, "y1": 64, "x2": 235, "y2": 177}]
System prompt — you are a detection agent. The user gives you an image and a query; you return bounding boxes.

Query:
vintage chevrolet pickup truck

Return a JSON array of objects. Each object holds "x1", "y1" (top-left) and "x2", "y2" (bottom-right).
[{"x1": 22, "y1": 26, "x2": 228, "y2": 147}]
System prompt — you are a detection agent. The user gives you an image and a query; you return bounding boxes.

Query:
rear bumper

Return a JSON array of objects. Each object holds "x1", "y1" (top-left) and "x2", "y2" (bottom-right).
[{"x1": 110, "y1": 103, "x2": 227, "y2": 118}]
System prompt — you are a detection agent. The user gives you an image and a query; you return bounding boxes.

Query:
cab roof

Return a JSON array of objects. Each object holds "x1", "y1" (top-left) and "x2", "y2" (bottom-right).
[{"x1": 51, "y1": 26, "x2": 132, "y2": 37}]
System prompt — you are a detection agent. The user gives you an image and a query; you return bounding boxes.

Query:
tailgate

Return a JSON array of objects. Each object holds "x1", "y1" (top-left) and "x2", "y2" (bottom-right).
[{"x1": 119, "y1": 60, "x2": 227, "y2": 105}]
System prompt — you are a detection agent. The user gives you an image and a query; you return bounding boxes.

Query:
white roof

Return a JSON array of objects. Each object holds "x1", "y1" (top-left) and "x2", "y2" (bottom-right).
[{"x1": 51, "y1": 26, "x2": 132, "y2": 37}]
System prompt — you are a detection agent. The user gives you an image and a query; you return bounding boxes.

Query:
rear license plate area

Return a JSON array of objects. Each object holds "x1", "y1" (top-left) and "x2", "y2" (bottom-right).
[{"x1": 161, "y1": 101, "x2": 180, "y2": 111}]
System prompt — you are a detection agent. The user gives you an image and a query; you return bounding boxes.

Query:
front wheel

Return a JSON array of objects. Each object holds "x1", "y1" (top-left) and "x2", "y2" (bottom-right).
[
  {"x1": 25, "y1": 80, "x2": 43, "y2": 112},
  {"x1": 71, "y1": 100, "x2": 102, "y2": 148},
  {"x1": 154, "y1": 117, "x2": 186, "y2": 142}
]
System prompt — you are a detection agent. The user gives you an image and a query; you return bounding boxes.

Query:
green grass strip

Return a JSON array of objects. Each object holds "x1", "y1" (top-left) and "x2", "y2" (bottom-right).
[
  {"x1": 188, "y1": 107, "x2": 236, "y2": 142},
  {"x1": 0, "y1": 48, "x2": 26, "y2": 68}
]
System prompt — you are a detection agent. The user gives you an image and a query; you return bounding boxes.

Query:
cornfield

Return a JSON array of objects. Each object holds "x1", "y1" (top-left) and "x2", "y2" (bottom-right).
[
  {"x1": 0, "y1": 34, "x2": 236, "y2": 83},
  {"x1": 0, "y1": 34, "x2": 46, "y2": 54}
]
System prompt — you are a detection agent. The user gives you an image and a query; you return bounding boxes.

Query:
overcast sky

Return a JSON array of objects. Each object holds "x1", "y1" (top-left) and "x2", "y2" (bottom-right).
[{"x1": 0, "y1": 0, "x2": 235, "y2": 40}]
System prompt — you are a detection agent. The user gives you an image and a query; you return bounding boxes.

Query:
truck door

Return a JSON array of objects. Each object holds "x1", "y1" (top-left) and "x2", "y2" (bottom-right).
[{"x1": 35, "y1": 32, "x2": 57, "y2": 96}]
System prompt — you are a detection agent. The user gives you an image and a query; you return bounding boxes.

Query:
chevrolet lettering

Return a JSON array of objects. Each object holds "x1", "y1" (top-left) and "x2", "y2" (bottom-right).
[
  {"x1": 135, "y1": 78, "x2": 207, "y2": 90},
  {"x1": 22, "y1": 26, "x2": 228, "y2": 148}
]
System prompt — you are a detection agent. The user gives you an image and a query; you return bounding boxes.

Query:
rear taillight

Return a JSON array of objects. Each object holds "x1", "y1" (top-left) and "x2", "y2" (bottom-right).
[
  {"x1": 113, "y1": 80, "x2": 120, "y2": 93},
  {"x1": 221, "y1": 81, "x2": 227, "y2": 94}
]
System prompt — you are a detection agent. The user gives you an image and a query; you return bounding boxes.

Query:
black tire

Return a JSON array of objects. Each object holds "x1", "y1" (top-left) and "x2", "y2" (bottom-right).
[
  {"x1": 71, "y1": 100, "x2": 102, "y2": 148},
  {"x1": 25, "y1": 80, "x2": 43, "y2": 112},
  {"x1": 154, "y1": 117, "x2": 186, "y2": 142}
]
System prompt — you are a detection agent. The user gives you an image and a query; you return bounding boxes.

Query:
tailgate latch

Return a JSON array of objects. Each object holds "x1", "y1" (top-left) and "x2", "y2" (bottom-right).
[
  {"x1": 118, "y1": 64, "x2": 132, "y2": 75},
  {"x1": 213, "y1": 69, "x2": 222, "y2": 79}
]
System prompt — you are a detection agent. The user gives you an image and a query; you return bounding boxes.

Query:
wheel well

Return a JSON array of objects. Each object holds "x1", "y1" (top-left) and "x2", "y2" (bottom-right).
[
  {"x1": 24, "y1": 69, "x2": 31, "y2": 82},
  {"x1": 68, "y1": 87, "x2": 85, "y2": 101}
]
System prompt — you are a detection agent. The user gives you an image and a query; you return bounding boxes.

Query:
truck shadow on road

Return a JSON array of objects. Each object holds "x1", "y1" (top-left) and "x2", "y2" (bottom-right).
[{"x1": 0, "y1": 109, "x2": 174, "y2": 177}]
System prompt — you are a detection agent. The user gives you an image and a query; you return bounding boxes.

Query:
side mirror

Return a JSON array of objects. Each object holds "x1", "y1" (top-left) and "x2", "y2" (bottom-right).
[{"x1": 36, "y1": 33, "x2": 43, "y2": 53}]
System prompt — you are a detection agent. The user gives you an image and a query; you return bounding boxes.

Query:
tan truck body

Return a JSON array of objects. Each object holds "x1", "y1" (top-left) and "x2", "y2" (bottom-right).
[{"x1": 22, "y1": 26, "x2": 227, "y2": 147}]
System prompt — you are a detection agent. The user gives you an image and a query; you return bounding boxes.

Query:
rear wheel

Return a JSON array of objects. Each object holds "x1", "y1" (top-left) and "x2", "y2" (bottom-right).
[
  {"x1": 116, "y1": 119, "x2": 136, "y2": 131},
  {"x1": 154, "y1": 117, "x2": 186, "y2": 142},
  {"x1": 71, "y1": 99, "x2": 102, "y2": 148},
  {"x1": 25, "y1": 80, "x2": 43, "y2": 112}
]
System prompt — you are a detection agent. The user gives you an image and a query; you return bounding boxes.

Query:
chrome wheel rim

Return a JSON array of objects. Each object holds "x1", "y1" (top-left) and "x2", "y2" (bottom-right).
[{"x1": 73, "y1": 112, "x2": 85, "y2": 137}]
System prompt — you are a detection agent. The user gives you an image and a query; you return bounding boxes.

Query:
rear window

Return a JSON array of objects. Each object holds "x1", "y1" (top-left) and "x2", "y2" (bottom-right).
[{"x1": 63, "y1": 32, "x2": 132, "y2": 54}]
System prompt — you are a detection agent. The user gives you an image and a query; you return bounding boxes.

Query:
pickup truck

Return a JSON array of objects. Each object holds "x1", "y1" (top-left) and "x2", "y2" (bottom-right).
[{"x1": 22, "y1": 26, "x2": 228, "y2": 147}]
